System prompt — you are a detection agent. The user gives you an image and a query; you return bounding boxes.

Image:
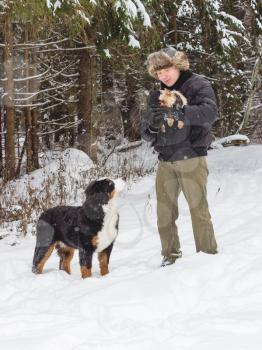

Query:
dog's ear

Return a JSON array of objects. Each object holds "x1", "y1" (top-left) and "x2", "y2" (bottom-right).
[
  {"x1": 83, "y1": 192, "x2": 109, "y2": 220},
  {"x1": 84, "y1": 180, "x2": 96, "y2": 198},
  {"x1": 173, "y1": 90, "x2": 187, "y2": 107},
  {"x1": 89, "y1": 192, "x2": 109, "y2": 206},
  {"x1": 85, "y1": 179, "x2": 115, "y2": 197}
]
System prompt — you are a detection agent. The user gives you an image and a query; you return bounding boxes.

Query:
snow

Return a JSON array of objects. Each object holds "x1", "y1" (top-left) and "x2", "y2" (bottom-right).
[
  {"x1": 219, "y1": 11, "x2": 245, "y2": 31},
  {"x1": 45, "y1": 0, "x2": 51, "y2": 8},
  {"x1": 114, "y1": 0, "x2": 151, "y2": 41},
  {"x1": 133, "y1": 0, "x2": 151, "y2": 27},
  {"x1": 128, "y1": 35, "x2": 140, "y2": 48},
  {"x1": 76, "y1": 9, "x2": 91, "y2": 24},
  {"x1": 45, "y1": 0, "x2": 61, "y2": 11},
  {"x1": 2, "y1": 148, "x2": 93, "y2": 199},
  {"x1": 211, "y1": 134, "x2": 250, "y2": 149},
  {"x1": 53, "y1": 0, "x2": 61, "y2": 11},
  {"x1": 0, "y1": 148, "x2": 94, "y2": 231},
  {"x1": 1, "y1": 145, "x2": 262, "y2": 349},
  {"x1": 115, "y1": 0, "x2": 151, "y2": 27},
  {"x1": 103, "y1": 49, "x2": 111, "y2": 58},
  {"x1": 177, "y1": 0, "x2": 197, "y2": 18}
]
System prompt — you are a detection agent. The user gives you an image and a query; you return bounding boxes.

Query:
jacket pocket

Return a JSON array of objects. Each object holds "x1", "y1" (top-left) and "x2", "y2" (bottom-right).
[
  {"x1": 190, "y1": 126, "x2": 211, "y2": 148},
  {"x1": 156, "y1": 122, "x2": 190, "y2": 147}
]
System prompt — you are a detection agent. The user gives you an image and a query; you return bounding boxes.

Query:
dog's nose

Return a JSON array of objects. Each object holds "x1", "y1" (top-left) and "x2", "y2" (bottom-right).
[{"x1": 122, "y1": 176, "x2": 127, "y2": 182}]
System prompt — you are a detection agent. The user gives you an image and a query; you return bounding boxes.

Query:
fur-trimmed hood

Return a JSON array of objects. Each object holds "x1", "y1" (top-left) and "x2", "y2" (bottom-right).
[{"x1": 147, "y1": 47, "x2": 190, "y2": 79}]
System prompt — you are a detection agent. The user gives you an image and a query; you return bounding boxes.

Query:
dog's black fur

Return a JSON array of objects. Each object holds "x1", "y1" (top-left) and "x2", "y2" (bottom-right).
[{"x1": 32, "y1": 178, "x2": 119, "y2": 278}]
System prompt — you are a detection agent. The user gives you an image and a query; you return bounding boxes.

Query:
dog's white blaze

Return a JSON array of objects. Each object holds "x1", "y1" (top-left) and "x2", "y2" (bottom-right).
[
  {"x1": 96, "y1": 198, "x2": 119, "y2": 253},
  {"x1": 113, "y1": 178, "x2": 126, "y2": 192}
]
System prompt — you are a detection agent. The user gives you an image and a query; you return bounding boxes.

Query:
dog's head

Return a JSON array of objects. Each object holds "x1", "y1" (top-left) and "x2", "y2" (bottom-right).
[
  {"x1": 85, "y1": 178, "x2": 126, "y2": 199},
  {"x1": 159, "y1": 89, "x2": 187, "y2": 108},
  {"x1": 83, "y1": 178, "x2": 126, "y2": 220}
]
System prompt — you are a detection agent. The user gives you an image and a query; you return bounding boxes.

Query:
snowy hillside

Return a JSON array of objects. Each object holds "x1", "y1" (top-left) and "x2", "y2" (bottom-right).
[{"x1": 1, "y1": 145, "x2": 262, "y2": 350}]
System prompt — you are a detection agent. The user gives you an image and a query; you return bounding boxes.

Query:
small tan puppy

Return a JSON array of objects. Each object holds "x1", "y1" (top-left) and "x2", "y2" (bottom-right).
[{"x1": 159, "y1": 89, "x2": 187, "y2": 129}]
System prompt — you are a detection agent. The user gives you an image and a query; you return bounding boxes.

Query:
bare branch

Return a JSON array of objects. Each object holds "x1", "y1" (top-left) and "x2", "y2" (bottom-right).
[
  {"x1": 36, "y1": 45, "x2": 95, "y2": 53},
  {"x1": 13, "y1": 38, "x2": 69, "y2": 48},
  {"x1": 38, "y1": 121, "x2": 80, "y2": 136}
]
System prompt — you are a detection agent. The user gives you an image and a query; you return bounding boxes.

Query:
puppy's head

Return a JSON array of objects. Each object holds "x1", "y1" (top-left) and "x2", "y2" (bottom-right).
[
  {"x1": 159, "y1": 89, "x2": 187, "y2": 108},
  {"x1": 83, "y1": 178, "x2": 126, "y2": 219},
  {"x1": 159, "y1": 89, "x2": 176, "y2": 107},
  {"x1": 85, "y1": 178, "x2": 126, "y2": 198},
  {"x1": 85, "y1": 178, "x2": 115, "y2": 200}
]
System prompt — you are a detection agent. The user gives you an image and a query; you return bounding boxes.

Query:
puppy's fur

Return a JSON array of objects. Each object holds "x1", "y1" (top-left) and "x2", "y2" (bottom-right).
[
  {"x1": 159, "y1": 89, "x2": 187, "y2": 128},
  {"x1": 159, "y1": 89, "x2": 187, "y2": 108},
  {"x1": 32, "y1": 178, "x2": 123, "y2": 278}
]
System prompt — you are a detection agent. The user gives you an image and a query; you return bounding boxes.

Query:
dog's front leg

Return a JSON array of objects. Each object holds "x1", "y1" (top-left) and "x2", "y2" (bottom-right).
[
  {"x1": 98, "y1": 242, "x2": 114, "y2": 276},
  {"x1": 79, "y1": 248, "x2": 93, "y2": 278}
]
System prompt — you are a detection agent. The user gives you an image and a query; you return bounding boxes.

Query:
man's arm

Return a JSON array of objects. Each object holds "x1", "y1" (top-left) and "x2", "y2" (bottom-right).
[
  {"x1": 140, "y1": 106, "x2": 158, "y2": 142},
  {"x1": 183, "y1": 81, "x2": 218, "y2": 127},
  {"x1": 140, "y1": 90, "x2": 163, "y2": 143}
]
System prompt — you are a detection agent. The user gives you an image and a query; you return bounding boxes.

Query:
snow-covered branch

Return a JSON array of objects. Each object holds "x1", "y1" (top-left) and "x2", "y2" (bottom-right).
[{"x1": 13, "y1": 68, "x2": 50, "y2": 82}]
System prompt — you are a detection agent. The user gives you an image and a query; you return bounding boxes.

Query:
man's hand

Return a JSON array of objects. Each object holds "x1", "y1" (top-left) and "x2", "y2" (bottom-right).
[{"x1": 149, "y1": 106, "x2": 169, "y2": 129}]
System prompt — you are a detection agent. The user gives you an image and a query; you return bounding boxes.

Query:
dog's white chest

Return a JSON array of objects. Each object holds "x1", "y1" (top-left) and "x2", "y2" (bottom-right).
[{"x1": 96, "y1": 199, "x2": 119, "y2": 252}]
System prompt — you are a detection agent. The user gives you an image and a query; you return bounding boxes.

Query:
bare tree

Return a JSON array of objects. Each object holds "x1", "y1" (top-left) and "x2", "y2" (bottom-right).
[
  {"x1": 77, "y1": 49, "x2": 98, "y2": 159},
  {"x1": 2, "y1": 13, "x2": 15, "y2": 182}
]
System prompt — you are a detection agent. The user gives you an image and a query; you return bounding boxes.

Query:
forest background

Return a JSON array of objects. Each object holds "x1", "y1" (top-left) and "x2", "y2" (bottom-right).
[{"x1": 0, "y1": 0, "x2": 261, "y2": 184}]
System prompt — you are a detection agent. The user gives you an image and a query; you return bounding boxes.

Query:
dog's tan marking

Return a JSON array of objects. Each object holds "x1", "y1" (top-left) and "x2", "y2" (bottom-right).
[
  {"x1": 98, "y1": 251, "x2": 109, "y2": 276},
  {"x1": 59, "y1": 246, "x2": 75, "y2": 274},
  {"x1": 91, "y1": 235, "x2": 99, "y2": 247},
  {"x1": 81, "y1": 266, "x2": 92, "y2": 278},
  {"x1": 36, "y1": 243, "x2": 56, "y2": 274},
  {"x1": 177, "y1": 120, "x2": 184, "y2": 129},
  {"x1": 161, "y1": 124, "x2": 166, "y2": 133},
  {"x1": 167, "y1": 118, "x2": 174, "y2": 127},
  {"x1": 109, "y1": 190, "x2": 116, "y2": 199}
]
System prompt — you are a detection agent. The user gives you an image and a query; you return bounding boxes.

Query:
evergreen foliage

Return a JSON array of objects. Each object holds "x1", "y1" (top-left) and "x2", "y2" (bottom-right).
[{"x1": 0, "y1": 0, "x2": 261, "y2": 181}]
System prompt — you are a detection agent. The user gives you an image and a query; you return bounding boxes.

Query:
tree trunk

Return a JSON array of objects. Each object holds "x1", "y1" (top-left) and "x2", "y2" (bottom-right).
[
  {"x1": 30, "y1": 30, "x2": 39, "y2": 170},
  {"x1": 3, "y1": 14, "x2": 15, "y2": 182},
  {"x1": 0, "y1": 101, "x2": 3, "y2": 177},
  {"x1": 24, "y1": 26, "x2": 39, "y2": 173},
  {"x1": 239, "y1": 37, "x2": 261, "y2": 132},
  {"x1": 172, "y1": 13, "x2": 178, "y2": 44},
  {"x1": 24, "y1": 27, "x2": 33, "y2": 173},
  {"x1": 77, "y1": 49, "x2": 97, "y2": 159}
]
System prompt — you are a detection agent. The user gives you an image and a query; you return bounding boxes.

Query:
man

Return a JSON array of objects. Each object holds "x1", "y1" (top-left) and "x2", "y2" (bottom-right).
[{"x1": 141, "y1": 47, "x2": 218, "y2": 267}]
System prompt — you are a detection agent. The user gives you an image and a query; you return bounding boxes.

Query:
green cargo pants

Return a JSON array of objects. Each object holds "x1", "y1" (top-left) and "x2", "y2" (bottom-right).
[{"x1": 156, "y1": 156, "x2": 217, "y2": 258}]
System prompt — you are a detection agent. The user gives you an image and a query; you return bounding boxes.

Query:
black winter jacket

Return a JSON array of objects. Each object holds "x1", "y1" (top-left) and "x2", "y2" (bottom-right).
[{"x1": 141, "y1": 70, "x2": 218, "y2": 162}]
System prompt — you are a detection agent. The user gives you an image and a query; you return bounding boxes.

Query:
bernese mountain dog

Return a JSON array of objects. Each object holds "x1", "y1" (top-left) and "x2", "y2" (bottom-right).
[{"x1": 32, "y1": 178, "x2": 126, "y2": 278}]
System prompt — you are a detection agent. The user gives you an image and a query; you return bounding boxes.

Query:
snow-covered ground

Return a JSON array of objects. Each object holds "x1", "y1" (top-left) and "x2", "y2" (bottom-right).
[{"x1": 1, "y1": 145, "x2": 262, "y2": 350}]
